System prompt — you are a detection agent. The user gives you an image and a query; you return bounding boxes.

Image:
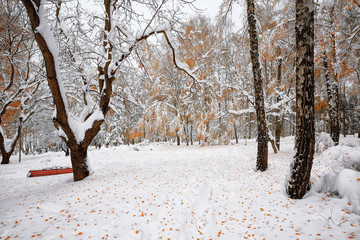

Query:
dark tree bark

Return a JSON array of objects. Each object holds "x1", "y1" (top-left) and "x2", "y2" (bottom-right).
[
  {"x1": 246, "y1": 0, "x2": 268, "y2": 171},
  {"x1": 176, "y1": 131, "x2": 180, "y2": 146},
  {"x1": 61, "y1": 145, "x2": 70, "y2": 156},
  {"x1": 331, "y1": 82, "x2": 340, "y2": 144},
  {"x1": 190, "y1": 125, "x2": 193, "y2": 145},
  {"x1": 275, "y1": 57, "x2": 283, "y2": 152},
  {"x1": 287, "y1": 0, "x2": 315, "y2": 199},
  {"x1": 234, "y1": 122, "x2": 238, "y2": 144},
  {"x1": 329, "y1": 6, "x2": 340, "y2": 145},
  {"x1": 1, "y1": 125, "x2": 21, "y2": 164},
  {"x1": 69, "y1": 145, "x2": 90, "y2": 181},
  {"x1": 322, "y1": 52, "x2": 340, "y2": 145}
]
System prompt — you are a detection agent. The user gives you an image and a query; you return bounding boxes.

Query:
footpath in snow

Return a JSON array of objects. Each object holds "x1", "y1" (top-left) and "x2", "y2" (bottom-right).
[{"x1": 0, "y1": 136, "x2": 359, "y2": 239}]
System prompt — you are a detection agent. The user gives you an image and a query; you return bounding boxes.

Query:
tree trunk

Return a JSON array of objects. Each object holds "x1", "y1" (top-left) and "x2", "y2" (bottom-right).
[
  {"x1": 176, "y1": 131, "x2": 180, "y2": 146},
  {"x1": 62, "y1": 145, "x2": 70, "y2": 156},
  {"x1": 184, "y1": 125, "x2": 189, "y2": 146},
  {"x1": 0, "y1": 125, "x2": 21, "y2": 164},
  {"x1": 248, "y1": 113, "x2": 252, "y2": 139},
  {"x1": 331, "y1": 82, "x2": 340, "y2": 144},
  {"x1": 322, "y1": 53, "x2": 334, "y2": 133},
  {"x1": 269, "y1": 138, "x2": 278, "y2": 154},
  {"x1": 1, "y1": 152, "x2": 11, "y2": 165},
  {"x1": 329, "y1": 17, "x2": 340, "y2": 145},
  {"x1": 275, "y1": 57, "x2": 282, "y2": 151},
  {"x1": 69, "y1": 144, "x2": 90, "y2": 181},
  {"x1": 322, "y1": 52, "x2": 340, "y2": 145},
  {"x1": 341, "y1": 86, "x2": 347, "y2": 137},
  {"x1": 287, "y1": 0, "x2": 315, "y2": 199},
  {"x1": 234, "y1": 122, "x2": 238, "y2": 144},
  {"x1": 190, "y1": 124, "x2": 193, "y2": 145},
  {"x1": 246, "y1": 0, "x2": 268, "y2": 171}
]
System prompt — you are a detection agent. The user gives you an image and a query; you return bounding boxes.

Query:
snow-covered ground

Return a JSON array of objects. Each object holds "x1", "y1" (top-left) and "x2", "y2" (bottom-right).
[{"x1": 1, "y1": 136, "x2": 359, "y2": 239}]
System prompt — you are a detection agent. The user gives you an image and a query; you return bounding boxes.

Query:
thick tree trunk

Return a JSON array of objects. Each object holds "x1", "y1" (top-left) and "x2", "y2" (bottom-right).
[
  {"x1": 0, "y1": 125, "x2": 21, "y2": 164},
  {"x1": 246, "y1": 0, "x2": 268, "y2": 171},
  {"x1": 69, "y1": 144, "x2": 90, "y2": 181},
  {"x1": 1, "y1": 153, "x2": 11, "y2": 165},
  {"x1": 287, "y1": 0, "x2": 315, "y2": 199}
]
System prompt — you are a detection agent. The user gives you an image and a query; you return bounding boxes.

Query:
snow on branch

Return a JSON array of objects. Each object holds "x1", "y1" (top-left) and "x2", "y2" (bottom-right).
[{"x1": 229, "y1": 108, "x2": 255, "y2": 116}]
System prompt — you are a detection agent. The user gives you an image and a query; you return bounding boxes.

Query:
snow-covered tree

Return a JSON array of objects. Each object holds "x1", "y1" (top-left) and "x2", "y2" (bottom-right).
[
  {"x1": 21, "y1": 0, "x2": 198, "y2": 181},
  {"x1": 287, "y1": 0, "x2": 315, "y2": 199}
]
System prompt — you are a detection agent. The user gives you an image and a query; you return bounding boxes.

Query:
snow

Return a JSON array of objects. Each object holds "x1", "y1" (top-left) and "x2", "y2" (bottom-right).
[
  {"x1": 0, "y1": 126, "x2": 17, "y2": 153},
  {"x1": 1, "y1": 137, "x2": 359, "y2": 239},
  {"x1": 315, "y1": 132, "x2": 335, "y2": 153},
  {"x1": 68, "y1": 108, "x2": 105, "y2": 144},
  {"x1": 35, "y1": 0, "x2": 68, "y2": 111},
  {"x1": 313, "y1": 138, "x2": 360, "y2": 215}
]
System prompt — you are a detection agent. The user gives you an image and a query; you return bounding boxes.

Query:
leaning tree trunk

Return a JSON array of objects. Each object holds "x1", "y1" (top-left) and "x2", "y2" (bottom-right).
[
  {"x1": 246, "y1": 0, "x2": 268, "y2": 171},
  {"x1": 287, "y1": 0, "x2": 315, "y2": 199}
]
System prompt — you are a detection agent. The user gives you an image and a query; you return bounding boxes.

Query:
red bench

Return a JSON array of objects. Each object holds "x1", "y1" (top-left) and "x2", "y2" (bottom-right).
[{"x1": 28, "y1": 168, "x2": 73, "y2": 177}]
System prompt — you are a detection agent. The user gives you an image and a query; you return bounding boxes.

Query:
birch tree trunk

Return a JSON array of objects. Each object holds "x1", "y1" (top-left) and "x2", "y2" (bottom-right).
[
  {"x1": 329, "y1": 14, "x2": 340, "y2": 145},
  {"x1": 287, "y1": 0, "x2": 315, "y2": 199},
  {"x1": 246, "y1": 0, "x2": 268, "y2": 171},
  {"x1": 322, "y1": 53, "x2": 336, "y2": 137},
  {"x1": 275, "y1": 57, "x2": 282, "y2": 151},
  {"x1": 322, "y1": 51, "x2": 340, "y2": 145}
]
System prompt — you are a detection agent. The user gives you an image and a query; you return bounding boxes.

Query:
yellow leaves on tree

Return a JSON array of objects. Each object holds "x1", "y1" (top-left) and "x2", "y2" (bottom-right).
[{"x1": 315, "y1": 97, "x2": 329, "y2": 111}]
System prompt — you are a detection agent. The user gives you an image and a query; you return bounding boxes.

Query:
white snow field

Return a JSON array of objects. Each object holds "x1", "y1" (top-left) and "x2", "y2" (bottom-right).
[{"x1": 1, "y1": 136, "x2": 359, "y2": 240}]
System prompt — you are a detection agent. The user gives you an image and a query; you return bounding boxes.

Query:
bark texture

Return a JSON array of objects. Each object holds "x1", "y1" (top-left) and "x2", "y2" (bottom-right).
[
  {"x1": 246, "y1": 0, "x2": 268, "y2": 171},
  {"x1": 287, "y1": 0, "x2": 315, "y2": 199},
  {"x1": 70, "y1": 145, "x2": 90, "y2": 181},
  {"x1": 329, "y1": 13, "x2": 340, "y2": 145},
  {"x1": 322, "y1": 52, "x2": 340, "y2": 145}
]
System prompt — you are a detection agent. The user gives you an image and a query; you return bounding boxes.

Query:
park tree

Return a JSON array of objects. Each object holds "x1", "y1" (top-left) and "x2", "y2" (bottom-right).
[{"x1": 21, "y1": 0, "x2": 197, "y2": 181}]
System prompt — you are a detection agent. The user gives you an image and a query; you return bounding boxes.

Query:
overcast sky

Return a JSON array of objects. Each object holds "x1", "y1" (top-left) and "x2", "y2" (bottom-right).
[
  {"x1": 190, "y1": 0, "x2": 222, "y2": 18},
  {"x1": 188, "y1": 0, "x2": 244, "y2": 30}
]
